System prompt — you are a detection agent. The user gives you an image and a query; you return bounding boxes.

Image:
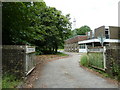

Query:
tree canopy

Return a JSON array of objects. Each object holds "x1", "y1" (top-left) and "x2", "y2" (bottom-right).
[
  {"x1": 76, "y1": 25, "x2": 91, "y2": 35},
  {"x1": 69, "y1": 25, "x2": 91, "y2": 38},
  {"x1": 2, "y1": 2, "x2": 71, "y2": 54}
]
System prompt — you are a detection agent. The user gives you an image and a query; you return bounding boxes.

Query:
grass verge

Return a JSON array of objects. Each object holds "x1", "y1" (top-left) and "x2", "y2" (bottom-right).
[
  {"x1": 80, "y1": 54, "x2": 108, "y2": 77},
  {"x1": 2, "y1": 74, "x2": 21, "y2": 88},
  {"x1": 58, "y1": 49, "x2": 64, "y2": 51},
  {"x1": 55, "y1": 52, "x2": 68, "y2": 56},
  {"x1": 80, "y1": 55, "x2": 89, "y2": 67},
  {"x1": 88, "y1": 67, "x2": 109, "y2": 78},
  {"x1": 80, "y1": 54, "x2": 119, "y2": 82}
]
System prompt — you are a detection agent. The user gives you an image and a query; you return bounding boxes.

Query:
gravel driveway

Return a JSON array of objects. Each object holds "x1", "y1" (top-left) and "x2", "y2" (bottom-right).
[{"x1": 33, "y1": 52, "x2": 118, "y2": 88}]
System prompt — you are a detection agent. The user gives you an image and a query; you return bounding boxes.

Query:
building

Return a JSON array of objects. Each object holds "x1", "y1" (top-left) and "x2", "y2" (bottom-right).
[
  {"x1": 64, "y1": 35, "x2": 87, "y2": 52},
  {"x1": 64, "y1": 26, "x2": 120, "y2": 53},
  {"x1": 78, "y1": 26, "x2": 120, "y2": 53}
]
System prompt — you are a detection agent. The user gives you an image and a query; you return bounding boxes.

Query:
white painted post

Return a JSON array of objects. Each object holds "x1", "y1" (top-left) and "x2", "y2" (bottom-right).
[
  {"x1": 25, "y1": 45, "x2": 35, "y2": 75},
  {"x1": 85, "y1": 44, "x2": 88, "y2": 53},
  {"x1": 103, "y1": 46, "x2": 106, "y2": 70},
  {"x1": 92, "y1": 42, "x2": 94, "y2": 47}
]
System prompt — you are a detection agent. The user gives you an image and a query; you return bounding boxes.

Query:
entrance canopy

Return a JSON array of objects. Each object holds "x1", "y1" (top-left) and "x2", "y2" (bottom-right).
[
  {"x1": 78, "y1": 39, "x2": 120, "y2": 44},
  {"x1": 78, "y1": 39, "x2": 99, "y2": 44}
]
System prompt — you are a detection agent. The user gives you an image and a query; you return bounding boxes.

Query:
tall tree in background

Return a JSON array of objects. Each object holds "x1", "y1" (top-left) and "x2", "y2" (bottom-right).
[
  {"x1": 76, "y1": 25, "x2": 91, "y2": 35},
  {"x1": 69, "y1": 25, "x2": 91, "y2": 38}
]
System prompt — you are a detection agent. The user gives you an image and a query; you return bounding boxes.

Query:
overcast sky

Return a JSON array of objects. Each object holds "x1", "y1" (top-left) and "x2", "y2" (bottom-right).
[{"x1": 44, "y1": 0, "x2": 120, "y2": 30}]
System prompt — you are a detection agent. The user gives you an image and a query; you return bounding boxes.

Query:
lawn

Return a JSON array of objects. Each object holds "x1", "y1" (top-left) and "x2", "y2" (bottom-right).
[{"x1": 55, "y1": 52, "x2": 68, "y2": 56}]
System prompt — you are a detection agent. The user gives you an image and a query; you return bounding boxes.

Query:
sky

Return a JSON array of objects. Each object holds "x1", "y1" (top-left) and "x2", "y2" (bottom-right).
[{"x1": 44, "y1": 0, "x2": 120, "y2": 30}]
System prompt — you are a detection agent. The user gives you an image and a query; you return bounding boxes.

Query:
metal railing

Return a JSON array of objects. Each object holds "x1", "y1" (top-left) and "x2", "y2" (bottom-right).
[{"x1": 88, "y1": 47, "x2": 104, "y2": 52}]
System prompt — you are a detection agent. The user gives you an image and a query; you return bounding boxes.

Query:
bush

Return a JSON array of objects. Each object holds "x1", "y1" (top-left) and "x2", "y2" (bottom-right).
[
  {"x1": 80, "y1": 53, "x2": 103, "y2": 69},
  {"x1": 80, "y1": 55, "x2": 89, "y2": 67},
  {"x1": 88, "y1": 53, "x2": 104, "y2": 69},
  {"x1": 2, "y1": 74, "x2": 20, "y2": 88}
]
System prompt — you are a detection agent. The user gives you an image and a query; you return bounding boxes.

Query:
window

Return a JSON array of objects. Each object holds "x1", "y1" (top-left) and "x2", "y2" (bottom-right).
[
  {"x1": 105, "y1": 35, "x2": 109, "y2": 39},
  {"x1": 88, "y1": 32, "x2": 90, "y2": 36},
  {"x1": 105, "y1": 31, "x2": 109, "y2": 39},
  {"x1": 80, "y1": 44, "x2": 85, "y2": 49},
  {"x1": 105, "y1": 29, "x2": 108, "y2": 31},
  {"x1": 105, "y1": 31, "x2": 108, "y2": 34}
]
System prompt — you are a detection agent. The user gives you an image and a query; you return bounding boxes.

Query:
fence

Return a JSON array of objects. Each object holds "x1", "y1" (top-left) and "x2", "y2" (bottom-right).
[
  {"x1": 88, "y1": 48, "x2": 104, "y2": 52},
  {"x1": 2, "y1": 45, "x2": 36, "y2": 78},
  {"x1": 87, "y1": 47, "x2": 105, "y2": 70},
  {"x1": 87, "y1": 46, "x2": 120, "y2": 81},
  {"x1": 87, "y1": 52, "x2": 104, "y2": 70}
]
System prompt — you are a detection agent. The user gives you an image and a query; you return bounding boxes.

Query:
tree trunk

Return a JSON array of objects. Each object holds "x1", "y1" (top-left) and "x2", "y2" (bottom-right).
[
  {"x1": 52, "y1": 47, "x2": 54, "y2": 52},
  {"x1": 49, "y1": 47, "x2": 52, "y2": 52},
  {"x1": 55, "y1": 45, "x2": 58, "y2": 53}
]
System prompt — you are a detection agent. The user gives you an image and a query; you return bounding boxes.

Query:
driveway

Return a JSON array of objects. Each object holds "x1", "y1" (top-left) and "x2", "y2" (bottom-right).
[{"x1": 33, "y1": 52, "x2": 118, "y2": 88}]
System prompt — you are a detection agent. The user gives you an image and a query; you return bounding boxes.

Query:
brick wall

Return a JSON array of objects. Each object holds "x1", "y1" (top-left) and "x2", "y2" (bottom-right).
[
  {"x1": 2, "y1": 45, "x2": 26, "y2": 78},
  {"x1": 105, "y1": 46, "x2": 120, "y2": 79},
  {"x1": 64, "y1": 35, "x2": 87, "y2": 52}
]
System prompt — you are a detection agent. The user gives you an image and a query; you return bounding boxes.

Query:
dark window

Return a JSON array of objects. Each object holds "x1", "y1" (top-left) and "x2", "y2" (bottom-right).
[
  {"x1": 105, "y1": 30, "x2": 109, "y2": 39},
  {"x1": 80, "y1": 44, "x2": 85, "y2": 49},
  {"x1": 105, "y1": 31, "x2": 108, "y2": 34},
  {"x1": 105, "y1": 29, "x2": 108, "y2": 31},
  {"x1": 105, "y1": 35, "x2": 109, "y2": 39}
]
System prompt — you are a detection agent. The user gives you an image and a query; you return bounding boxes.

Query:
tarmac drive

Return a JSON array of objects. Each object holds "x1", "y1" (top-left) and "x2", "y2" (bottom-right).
[{"x1": 33, "y1": 52, "x2": 118, "y2": 88}]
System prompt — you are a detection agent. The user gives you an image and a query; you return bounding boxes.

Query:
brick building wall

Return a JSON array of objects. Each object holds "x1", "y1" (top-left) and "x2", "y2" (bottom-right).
[{"x1": 64, "y1": 35, "x2": 87, "y2": 52}]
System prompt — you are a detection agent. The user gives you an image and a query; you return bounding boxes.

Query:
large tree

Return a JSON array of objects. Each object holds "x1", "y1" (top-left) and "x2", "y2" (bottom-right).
[
  {"x1": 2, "y1": 2, "x2": 47, "y2": 45},
  {"x1": 76, "y1": 25, "x2": 91, "y2": 35},
  {"x1": 2, "y1": 2, "x2": 71, "y2": 53}
]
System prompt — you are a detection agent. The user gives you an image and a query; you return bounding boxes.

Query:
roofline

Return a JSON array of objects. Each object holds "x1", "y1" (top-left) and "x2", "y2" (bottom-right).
[
  {"x1": 78, "y1": 39, "x2": 120, "y2": 44},
  {"x1": 78, "y1": 39, "x2": 99, "y2": 44},
  {"x1": 94, "y1": 26, "x2": 105, "y2": 30},
  {"x1": 109, "y1": 26, "x2": 120, "y2": 28},
  {"x1": 65, "y1": 35, "x2": 87, "y2": 41},
  {"x1": 95, "y1": 25, "x2": 120, "y2": 30}
]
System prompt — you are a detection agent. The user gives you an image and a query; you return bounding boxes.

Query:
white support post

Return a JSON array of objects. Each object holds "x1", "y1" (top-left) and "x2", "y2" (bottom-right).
[
  {"x1": 92, "y1": 42, "x2": 94, "y2": 47},
  {"x1": 85, "y1": 44, "x2": 88, "y2": 53},
  {"x1": 103, "y1": 46, "x2": 106, "y2": 70}
]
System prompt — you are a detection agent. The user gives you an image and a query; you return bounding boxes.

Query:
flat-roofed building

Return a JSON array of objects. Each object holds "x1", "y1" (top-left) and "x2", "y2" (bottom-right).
[
  {"x1": 64, "y1": 35, "x2": 87, "y2": 52},
  {"x1": 78, "y1": 26, "x2": 120, "y2": 53}
]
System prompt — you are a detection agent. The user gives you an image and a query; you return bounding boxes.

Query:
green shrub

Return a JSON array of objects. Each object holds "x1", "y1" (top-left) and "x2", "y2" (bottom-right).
[
  {"x1": 80, "y1": 53, "x2": 104, "y2": 69},
  {"x1": 80, "y1": 55, "x2": 89, "y2": 67},
  {"x1": 2, "y1": 74, "x2": 20, "y2": 88},
  {"x1": 88, "y1": 53, "x2": 104, "y2": 69}
]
